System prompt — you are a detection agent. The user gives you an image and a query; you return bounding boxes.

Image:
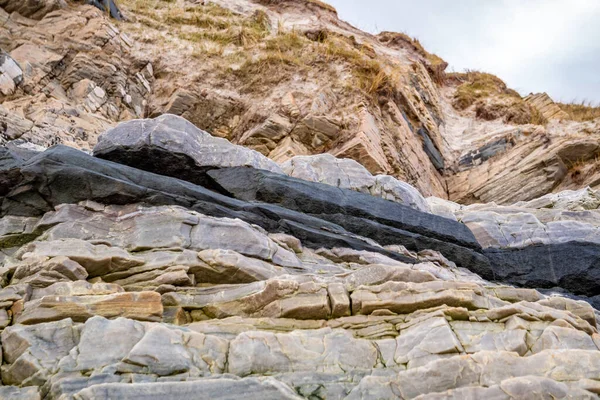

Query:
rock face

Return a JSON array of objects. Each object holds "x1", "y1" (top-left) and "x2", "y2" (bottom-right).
[
  {"x1": 0, "y1": 2, "x2": 152, "y2": 149},
  {"x1": 2, "y1": 114, "x2": 600, "y2": 397},
  {"x1": 1, "y1": 0, "x2": 599, "y2": 205},
  {"x1": 1, "y1": 0, "x2": 600, "y2": 397},
  {"x1": 282, "y1": 154, "x2": 430, "y2": 212},
  {"x1": 94, "y1": 114, "x2": 284, "y2": 180},
  {"x1": 0, "y1": 51, "x2": 23, "y2": 96},
  {"x1": 525, "y1": 93, "x2": 570, "y2": 121}
]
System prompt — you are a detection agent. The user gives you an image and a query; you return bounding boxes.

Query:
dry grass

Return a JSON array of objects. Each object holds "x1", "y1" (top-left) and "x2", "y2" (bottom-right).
[
  {"x1": 377, "y1": 31, "x2": 447, "y2": 83},
  {"x1": 120, "y1": 0, "x2": 394, "y2": 103},
  {"x1": 255, "y1": 0, "x2": 337, "y2": 14},
  {"x1": 123, "y1": 0, "x2": 271, "y2": 48},
  {"x1": 316, "y1": 35, "x2": 399, "y2": 98},
  {"x1": 231, "y1": 52, "x2": 303, "y2": 92},
  {"x1": 475, "y1": 98, "x2": 547, "y2": 126},
  {"x1": 449, "y1": 71, "x2": 518, "y2": 110},
  {"x1": 228, "y1": 28, "x2": 399, "y2": 100},
  {"x1": 450, "y1": 71, "x2": 547, "y2": 125},
  {"x1": 557, "y1": 101, "x2": 600, "y2": 122}
]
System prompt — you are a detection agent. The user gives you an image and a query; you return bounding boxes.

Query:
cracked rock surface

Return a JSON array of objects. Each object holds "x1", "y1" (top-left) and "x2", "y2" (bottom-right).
[{"x1": 1, "y1": 115, "x2": 600, "y2": 399}]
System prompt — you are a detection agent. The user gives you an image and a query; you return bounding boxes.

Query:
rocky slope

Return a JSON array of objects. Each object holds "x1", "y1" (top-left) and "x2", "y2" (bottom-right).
[
  {"x1": 1, "y1": 114, "x2": 600, "y2": 399},
  {"x1": 1, "y1": 0, "x2": 600, "y2": 398},
  {"x1": 2, "y1": 0, "x2": 598, "y2": 202}
]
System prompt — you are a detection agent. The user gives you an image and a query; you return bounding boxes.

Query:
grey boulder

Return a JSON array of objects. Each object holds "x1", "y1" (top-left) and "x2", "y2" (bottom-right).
[{"x1": 93, "y1": 114, "x2": 284, "y2": 186}]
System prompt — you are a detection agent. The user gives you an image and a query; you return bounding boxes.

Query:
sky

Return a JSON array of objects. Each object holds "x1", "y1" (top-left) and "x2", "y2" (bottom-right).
[{"x1": 326, "y1": 0, "x2": 600, "y2": 104}]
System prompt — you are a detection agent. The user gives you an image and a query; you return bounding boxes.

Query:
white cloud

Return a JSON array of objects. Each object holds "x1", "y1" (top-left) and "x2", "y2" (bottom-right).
[{"x1": 326, "y1": 0, "x2": 600, "y2": 103}]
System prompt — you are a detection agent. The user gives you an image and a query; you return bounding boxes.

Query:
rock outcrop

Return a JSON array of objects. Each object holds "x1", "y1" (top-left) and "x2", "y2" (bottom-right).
[
  {"x1": 1, "y1": 0, "x2": 598, "y2": 204},
  {"x1": 0, "y1": 3, "x2": 152, "y2": 149},
  {"x1": 1, "y1": 0, "x2": 600, "y2": 398},
  {"x1": 2, "y1": 114, "x2": 600, "y2": 398},
  {"x1": 525, "y1": 93, "x2": 570, "y2": 121}
]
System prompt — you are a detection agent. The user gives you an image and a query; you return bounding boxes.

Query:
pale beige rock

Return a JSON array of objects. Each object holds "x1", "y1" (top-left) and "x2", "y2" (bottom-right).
[
  {"x1": 393, "y1": 317, "x2": 464, "y2": 366},
  {"x1": 351, "y1": 281, "x2": 493, "y2": 315},
  {"x1": 524, "y1": 92, "x2": 570, "y2": 120},
  {"x1": 1, "y1": 318, "x2": 78, "y2": 386},
  {"x1": 450, "y1": 321, "x2": 528, "y2": 355},
  {"x1": 196, "y1": 249, "x2": 284, "y2": 283},
  {"x1": 531, "y1": 326, "x2": 598, "y2": 353},
  {"x1": 17, "y1": 239, "x2": 145, "y2": 278},
  {"x1": 163, "y1": 279, "x2": 331, "y2": 320},
  {"x1": 17, "y1": 291, "x2": 163, "y2": 324},
  {"x1": 228, "y1": 328, "x2": 378, "y2": 376}
]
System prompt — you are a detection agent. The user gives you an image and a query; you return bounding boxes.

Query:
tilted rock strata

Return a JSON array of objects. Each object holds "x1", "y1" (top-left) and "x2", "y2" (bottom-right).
[
  {"x1": 4, "y1": 132, "x2": 600, "y2": 303},
  {"x1": 0, "y1": 1, "x2": 599, "y2": 397},
  {"x1": 0, "y1": 4, "x2": 152, "y2": 149},
  {"x1": 2, "y1": 140, "x2": 600, "y2": 397},
  {"x1": 1, "y1": 0, "x2": 599, "y2": 206}
]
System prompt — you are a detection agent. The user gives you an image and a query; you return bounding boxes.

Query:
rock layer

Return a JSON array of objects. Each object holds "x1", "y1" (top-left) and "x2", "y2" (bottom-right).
[
  {"x1": 2, "y1": 125, "x2": 600, "y2": 397},
  {"x1": 0, "y1": 0, "x2": 600, "y2": 397}
]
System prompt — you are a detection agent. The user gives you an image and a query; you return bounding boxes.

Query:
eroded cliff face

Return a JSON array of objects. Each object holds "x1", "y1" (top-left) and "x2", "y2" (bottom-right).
[
  {"x1": 2, "y1": 0, "x2": 599, "y2": 203},
  {"x1": 1, "y1": 4, "x2": 600, "y2": 397}
]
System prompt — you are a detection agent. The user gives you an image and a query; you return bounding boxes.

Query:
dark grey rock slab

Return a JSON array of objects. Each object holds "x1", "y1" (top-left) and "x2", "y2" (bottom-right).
[
  {"x1": 0, "y1": 145, "x2": 414, "y2": 264},
  {"x1": 485, "y1": 241, "x2": 600, "y2": 297},
  {"x1": 206, "y1": 167, "x2": 480, "y2": 250}
]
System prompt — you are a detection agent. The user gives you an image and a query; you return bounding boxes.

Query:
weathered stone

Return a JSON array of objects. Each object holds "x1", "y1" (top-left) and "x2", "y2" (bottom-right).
[
  {"x1": 62, "y1": 316, "x2": 145, "y2": 371},
  {"x1": 393, "y1": 317, "x2": 463, "y2": 366},
  {"x1": 0, "y1": 50, "x2": 23, "y2": 96},
  {"x1": 11, "y1": 256, "x2": 88, "y2": 287},
  {"x1": 282, "y1": 154, "x2": 430, "y2": 212},
  {"x1": 0, "y1": 386, "x2": 41, "y2": 400},
  {"x1": 349, "y1": 350, "x2": 600, "y2": 399},
  {"x1": 72, "y1": 378, "x2": 302, "y2": 400},
  {"x1": 94, "y1": 114, "x2": 284, "y2": 183},
  {"x1": 450, "y1": 321, "x2": 528, "y2": 355},
  {"x1": 531, "y1": 326, "x2": 598, "y2": 353},
  {"x1": 228, "y1": 328, "x2": 378, "y2": 376},
  {"x1": 351, "y1": 281, "x2": 493, "y2": 315},
  {"x1": 1, "y1": 145, "x2": 414, "y2": 266},
  {"x1": 206, "y1": 166, "x2": 492, "y2": 277},
  {"x1": 196, "y1": 249, "x2": 284, "y2": 283},
  {"x1": 1, "y1": 318, "x2": 78, "y2": 386},
  {"x1": 18, "y1": 239, "x2": 145, "y2": 278},
  {"x1": 163, "y1": 279, "x2": 331, "y2": 320},
  {"x1": 485, "y1": 242, "x2": 600, "y2": 297},
  {"x1": 17, "y1": 291, "x2": 163, "y2": 324},
  {"x1": 0, "y1": 0, "x2": 66, "y2": 20},
  {"x1": 119, "y1": 324, "x2": 228, "y2": 376},
  {"x1": 327, "y1": 283, "x2": 350, "y2": 318}
]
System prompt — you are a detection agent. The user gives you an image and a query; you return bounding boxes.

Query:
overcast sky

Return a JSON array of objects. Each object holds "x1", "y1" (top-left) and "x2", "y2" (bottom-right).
[{"x1": 326, "y1": 0, "x2": 600, "y2": 104}]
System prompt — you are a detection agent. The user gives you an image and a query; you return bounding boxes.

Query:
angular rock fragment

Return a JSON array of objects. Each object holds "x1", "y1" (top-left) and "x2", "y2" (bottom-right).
[{"x1": 163, "y1": 279, "x2": 332, "y2": 320}]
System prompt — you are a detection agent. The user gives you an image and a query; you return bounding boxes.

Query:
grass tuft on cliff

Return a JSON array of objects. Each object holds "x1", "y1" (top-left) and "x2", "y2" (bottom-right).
[
  {"x1": 255, "y1": 0, "x2": 337, "y2": 14},
  {"x1": 557, "y1": 101, "x2": 600, "y2": 122},
  {"x1": 449, "y1": 71, "x2": 547, "y2": 125},
  {"x1": 377, "y1": 31, "x2": 447, "y2": 84}
]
